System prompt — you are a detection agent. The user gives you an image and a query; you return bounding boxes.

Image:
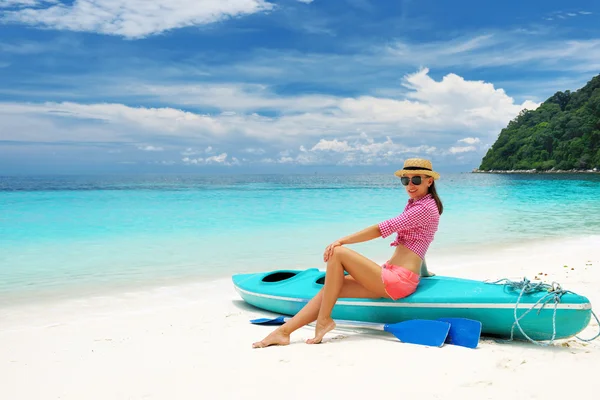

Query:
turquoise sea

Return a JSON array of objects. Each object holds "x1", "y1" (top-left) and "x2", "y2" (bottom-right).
[{"x1": 1, "y1": 172, "x2": 600, "y2": 304}]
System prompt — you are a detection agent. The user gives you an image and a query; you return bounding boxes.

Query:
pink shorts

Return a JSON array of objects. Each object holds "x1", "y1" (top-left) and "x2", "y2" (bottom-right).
[{"x1": 381, "y1": 261, "x2": 420, "y2": 300}]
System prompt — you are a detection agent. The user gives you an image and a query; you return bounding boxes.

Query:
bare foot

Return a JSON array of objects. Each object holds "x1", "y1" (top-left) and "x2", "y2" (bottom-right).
[
  {"x1": 252, "y1": 328, "x2": 290, "y2": 348},
  {"x1": 306, "y1": 318, "x2": 336, "y2": 344}
]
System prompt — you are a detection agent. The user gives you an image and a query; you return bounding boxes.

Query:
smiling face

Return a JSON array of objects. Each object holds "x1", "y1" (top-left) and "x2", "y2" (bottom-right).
[{"x1": 401, "y1": 174, "x2": 433, "y2": 200}]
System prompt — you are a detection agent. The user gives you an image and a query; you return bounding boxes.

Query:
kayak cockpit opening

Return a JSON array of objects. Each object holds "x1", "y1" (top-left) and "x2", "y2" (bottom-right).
[{"x1": 261, "y1": 271, "x2": 297, "y2": 283}]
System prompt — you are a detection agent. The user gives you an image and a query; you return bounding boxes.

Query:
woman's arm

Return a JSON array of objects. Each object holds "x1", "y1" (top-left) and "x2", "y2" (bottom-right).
[
  {"x1": 323, "y1": 224, "x2": 382, "y2": 262},
  {"x1": 337, "y1": 224, "x2": 382, "y2": 245}
]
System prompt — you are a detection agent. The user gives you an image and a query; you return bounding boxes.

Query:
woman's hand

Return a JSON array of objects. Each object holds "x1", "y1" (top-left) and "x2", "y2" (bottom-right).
[{"x1": 323, "y1": 241, "x2": 342, "y2": 262}]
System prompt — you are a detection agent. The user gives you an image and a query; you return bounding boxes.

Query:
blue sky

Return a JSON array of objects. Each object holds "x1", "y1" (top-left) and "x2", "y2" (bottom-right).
[{"x1": 0, "y1": 0, "x2": 599, "y2": 174}]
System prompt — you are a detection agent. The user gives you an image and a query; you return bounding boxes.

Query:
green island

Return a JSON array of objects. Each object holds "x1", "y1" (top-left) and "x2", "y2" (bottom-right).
[{"x1": 475, "y1": 73, "x2": 600, "y2": 174}]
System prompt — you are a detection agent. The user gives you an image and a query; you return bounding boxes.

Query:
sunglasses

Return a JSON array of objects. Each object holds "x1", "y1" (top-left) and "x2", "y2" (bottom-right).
[{"x1": 400, "y1": 176, "x2": 425, "y2": 186}]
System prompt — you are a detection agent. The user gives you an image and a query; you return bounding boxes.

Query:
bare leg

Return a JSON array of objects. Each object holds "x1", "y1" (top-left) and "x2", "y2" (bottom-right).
[
  {"x1": 305, "y1": 250, "x2": 345, "y2": 344},
  {"x1": 252, "y1": 289, "x2": 324, "y2": 348},
  {"x1": 307, "y1": 246, "x2": 389, "y2": 344},
  {"x1": 252, "y1": 276, "x2": 381, "y2": 348}
]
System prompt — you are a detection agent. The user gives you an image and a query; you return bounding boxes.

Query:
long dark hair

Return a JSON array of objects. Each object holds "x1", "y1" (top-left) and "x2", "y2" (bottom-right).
[{"x1": 428, "y1": 181, "x2": 443, "y2": 215}]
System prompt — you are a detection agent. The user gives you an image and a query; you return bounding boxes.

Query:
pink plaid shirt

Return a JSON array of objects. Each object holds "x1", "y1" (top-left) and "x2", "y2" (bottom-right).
[{"x1": 377, "y1": 194, "x2": 440, "y2": 259}]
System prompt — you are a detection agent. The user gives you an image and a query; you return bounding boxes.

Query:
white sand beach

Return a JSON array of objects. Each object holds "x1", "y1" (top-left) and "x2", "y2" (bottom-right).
[{"x1": 1, "y1": 235, "x2": 599, "y2": 400}]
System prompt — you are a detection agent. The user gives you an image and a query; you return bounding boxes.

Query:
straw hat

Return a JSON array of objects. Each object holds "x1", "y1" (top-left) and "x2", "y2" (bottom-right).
[{"x1": 394, "y1": 158, "x2": 440, "y2": 180}]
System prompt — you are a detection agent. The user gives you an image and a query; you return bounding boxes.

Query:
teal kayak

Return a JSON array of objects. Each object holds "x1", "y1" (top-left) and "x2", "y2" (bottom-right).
[{"x1": 232, "y1": 268, "x2": 593, "y2": 341}]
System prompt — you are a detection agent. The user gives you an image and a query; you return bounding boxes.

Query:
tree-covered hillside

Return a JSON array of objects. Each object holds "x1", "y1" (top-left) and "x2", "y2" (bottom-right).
[{"x1": 478, "y1": 74, "x2": 600, "y2": 171}]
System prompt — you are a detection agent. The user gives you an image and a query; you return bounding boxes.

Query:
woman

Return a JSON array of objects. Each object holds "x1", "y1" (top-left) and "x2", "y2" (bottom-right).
[{"x1": 252, "y1": 158, "x2": 443, "y2": 348}]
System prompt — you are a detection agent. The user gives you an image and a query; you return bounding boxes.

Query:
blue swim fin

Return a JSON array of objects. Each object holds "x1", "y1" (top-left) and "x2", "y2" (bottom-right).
[
  {"x1": 437, "y1": 317, "x2": 482, "y2": 349},
  {"x1": 249, "y1": 316, "x2": 287, "y2": 325},
  {"x1": 383, "y1": 319, "x2": 450, "y2": 347}
]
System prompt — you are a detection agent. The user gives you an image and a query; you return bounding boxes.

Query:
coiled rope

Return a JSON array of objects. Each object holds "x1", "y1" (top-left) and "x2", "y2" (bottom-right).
[{"x1": 485, "y1": 277, "x2": 600, "y2": 346}]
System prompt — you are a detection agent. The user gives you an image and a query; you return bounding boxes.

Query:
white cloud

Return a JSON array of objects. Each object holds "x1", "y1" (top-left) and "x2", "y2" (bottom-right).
[
  {"x1": 138, "y1": 145, "x2": 163, "y2": 152},
  {"x1": 297, "y1": 0, "x2": 314, "y2": 3},
  {"x1": 180, "y1": 147, "x2": 220, "y2": 156},
  {"x1": 1, "y1": 0, "x2": 275, "y2": 38},
  {"x1": 0, "y1": 69, "x2": 541, "y2": 167},
  {"x1": 206, "y1": 153, "x2": 228, "y2": 164},
  {"x1": 302, "y1": 135, "x2": 437, "y2": 166},
  {"x1": 547, "y1": 10, "x2": 592, "y2": 19},
  {"x1": 278, "y1": 156, "x2": 294, "y2": 163},
  {"x1": 445, "y1": 137, "x2": 483, "y2": 155},
  {"x1": 458, "y1": 137, "x2": 480, "y2": 145},
  {"x1": 242, "y1": 147, "x2": 266, "y2": 154},
  {"x1": 0, "y1": 38, "x2": 69, "y2": 54},
  {"x1": 339, "y1": 68, "x2": 539, "y2": 131},
  {"x1": 182, "y1": 152, "x2": 237, "y2": 166},
  {"x1": 132, "y1": 82, "x2": 338, "y2": 113},
  {"x1": 0, "y1": 101, "x2": 227, "y2": 142},
  {"x1": 0, "y1": 0, "x2": 56, "y2": 7},
  {"x1": 448, "y1": 146, "x2": 476, "y2": 154},
  {"x1": 383, "y1": 35, "x2": 600, "y2": 73},
  {"x1": 182, "y1": 157, "x2": 202, "y2": 164},
  {"x1": 311, "y1": 139, "x2": 353, "y2": 152}
]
